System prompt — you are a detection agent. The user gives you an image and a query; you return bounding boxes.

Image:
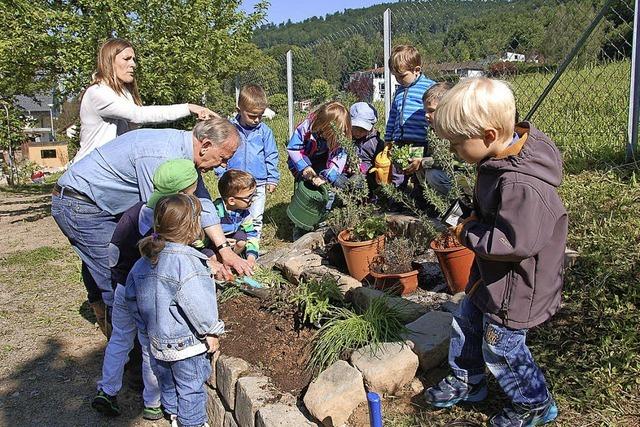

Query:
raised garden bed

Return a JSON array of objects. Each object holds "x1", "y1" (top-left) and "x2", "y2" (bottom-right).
[{"x1": 219, "y1": 294, "x2": 314, "y2": 396}]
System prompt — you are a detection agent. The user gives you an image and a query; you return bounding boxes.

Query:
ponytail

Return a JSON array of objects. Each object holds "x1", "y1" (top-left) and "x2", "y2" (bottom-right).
[
  {"x1": 138, "y1": 194, "x2": 202, "y2": 265},
  {"x1": 138, "y1": 233, "x2": 165, "y2": 265}
]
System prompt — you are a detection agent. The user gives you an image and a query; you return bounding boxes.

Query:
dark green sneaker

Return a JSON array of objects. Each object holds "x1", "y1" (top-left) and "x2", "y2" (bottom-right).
[
  {"x1": 91, "y1": 389, "x2": 121, "y2": 416},
  {"x1": 142, "y1": 406, "x2": 164, "y2": 421}
]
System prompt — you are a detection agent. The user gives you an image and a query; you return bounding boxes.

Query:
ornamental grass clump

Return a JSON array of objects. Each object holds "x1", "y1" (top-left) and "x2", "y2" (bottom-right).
[{"x1": 307, "y1": 297, "x2": 407, "y2": 375}]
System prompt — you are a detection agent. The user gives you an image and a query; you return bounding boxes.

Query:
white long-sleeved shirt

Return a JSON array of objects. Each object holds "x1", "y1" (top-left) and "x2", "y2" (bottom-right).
[{"x1": 74, "y1": 83, "x2": 190, "y2": 162}]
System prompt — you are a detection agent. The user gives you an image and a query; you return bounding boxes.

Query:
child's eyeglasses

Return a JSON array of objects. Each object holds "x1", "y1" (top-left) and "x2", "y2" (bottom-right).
[{"x1": 234, "y1": 191, "x2": 257, "y2": 204}]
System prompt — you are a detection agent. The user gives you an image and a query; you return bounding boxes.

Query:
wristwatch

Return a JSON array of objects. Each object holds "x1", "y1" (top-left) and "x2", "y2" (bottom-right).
[{"x1": 216, "y1": 241, "x2": 232, "y2": 251}]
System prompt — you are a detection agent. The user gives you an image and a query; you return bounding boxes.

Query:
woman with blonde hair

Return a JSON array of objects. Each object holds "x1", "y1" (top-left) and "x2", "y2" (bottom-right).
[{"x1": 74, "y1": 38, "x2": 215, "y2": 162}]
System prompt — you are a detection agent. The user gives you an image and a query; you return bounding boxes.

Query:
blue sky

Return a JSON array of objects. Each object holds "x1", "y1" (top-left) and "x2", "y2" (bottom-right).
[{"x1": 241, "y1": 0, "x2": 391, "y2": 25}]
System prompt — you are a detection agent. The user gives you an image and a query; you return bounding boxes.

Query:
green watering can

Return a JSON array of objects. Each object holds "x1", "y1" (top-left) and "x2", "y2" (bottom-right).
[{"x1": 287, "y1": 180, "x2": 330, "y2": 231}]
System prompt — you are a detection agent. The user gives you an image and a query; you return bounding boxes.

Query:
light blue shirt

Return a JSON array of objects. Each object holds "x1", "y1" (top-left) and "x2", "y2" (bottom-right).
[{"x1": 58, "y1": 128, "x2": 219, "y2": 227}]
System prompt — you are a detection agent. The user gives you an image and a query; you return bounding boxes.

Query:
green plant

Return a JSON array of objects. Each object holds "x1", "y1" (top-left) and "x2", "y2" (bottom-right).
[
  {"x1": 326, "y1": 122, "x2": 384, "y2": 236},
  {"x1": 307, "y1": 297, "x2": 408, "y2": 374},
  {"x1": 252, "y1": 266, "x2": 288, "y2": 288},
  {"x1": 218, "y1": 282, "x2": 243, "y2": 303},
  {"x1": 350, "y1": 215, "x2": 386, "y2": 242},
  {"x1": 390, "y1": 144, "x2": 414, "y2": 170},
  {"x1": 380, "y1": 183, "x2": 439, "y2": 249},
  {"x1": 421, "y1": 128, "x2": 476, "y2": 217},
  {"x1": 371, "y1": 237, "x2": 417, "y2": 274},
  {"x1": 291, "y1": 275, "x2": 343, "y2": 325}
]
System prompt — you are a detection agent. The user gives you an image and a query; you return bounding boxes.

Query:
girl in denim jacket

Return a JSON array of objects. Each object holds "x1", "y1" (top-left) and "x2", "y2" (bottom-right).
[{"x1": 127, "y1": 194, "x2": 224, "y2": 427}]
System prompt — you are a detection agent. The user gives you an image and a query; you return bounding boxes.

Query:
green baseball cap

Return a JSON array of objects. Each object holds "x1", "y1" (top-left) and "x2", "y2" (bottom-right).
[{"x1": 146, "y1": 159, "x2": 198, "y2": 209}]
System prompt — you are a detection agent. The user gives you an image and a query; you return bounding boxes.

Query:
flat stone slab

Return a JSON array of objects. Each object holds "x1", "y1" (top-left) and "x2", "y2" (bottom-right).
[
  {"x1": 351, "y1": 287, "x2": 428, "y2": 324},
  {"x1": 206, "y1": 386, "x2": 226, "y2": 427},
  {"x1": 404, "y1": 311, "x2": 453, "y2": 371},
  {"x1": 217, "y1": 355, "x2": 252, "y2": 410},
  {"x1": 350, "y1": 341, "x2": 419, "y2": 395},
  {"x1": 257, "y1": 247, "x2": 290, "y2": 269},
  {"x1": 301, "y1": 265, "x2": 362, "y2": 295},
  {"x1": 207, "y1": 351, "x2": 221, "y2": 388},
  {"x1": 235, "y1": 376, "x2": 276, "y2": 427},
  {"x1": 276, "y1": 252, "x2": 324, "y2": 284},
  {"x1": 256, "y1": 404, "x2": 316, "y2": 427},
  {"x1": 303, "y1": 360, "x2": 366, "y2": 426},
  {"x1": 224, "y1": 412, "x2": 239, "y2": 427}
]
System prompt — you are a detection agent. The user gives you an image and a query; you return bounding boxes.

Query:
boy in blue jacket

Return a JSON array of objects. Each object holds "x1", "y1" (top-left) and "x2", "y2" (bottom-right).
[
  {"x1": 385, "y1": 44, "x2": 435, "y2": 187},
  {"x1": 218, "y1": 84, "x2": 279, "y2": 239}
]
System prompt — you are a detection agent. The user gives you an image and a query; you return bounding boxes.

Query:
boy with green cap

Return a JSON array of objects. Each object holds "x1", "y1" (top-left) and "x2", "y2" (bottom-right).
[{"x1": 93, "y1": 158, "x2": 203, "y2": 419}]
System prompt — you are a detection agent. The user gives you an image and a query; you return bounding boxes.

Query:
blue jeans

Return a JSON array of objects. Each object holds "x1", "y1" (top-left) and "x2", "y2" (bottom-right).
[
  {"x1": 98, "y1": 285, "x2": 160, "y2": 407},
  {"x1": 155, "y1": 353, "x2": 211, "y2": 427},
  {"x1": 50, "y1": 193, "x2": 119, "y2": 306},
  {"x1": 419, "y1": 167, "x2": 452, "y2": 196},
  {"x1": 449, "y1": 297, "x2": 550, "y2": 406},
  {"x1": 248, "y1": 184, "x2": 267, "y2": 239}
]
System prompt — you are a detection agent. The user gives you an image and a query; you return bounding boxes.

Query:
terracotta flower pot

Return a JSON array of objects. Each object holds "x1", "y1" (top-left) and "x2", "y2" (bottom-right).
[
  {"x1": 430, "y1": 240, "x2": 475, "y2": 293},
  {"x1": 370, "y1": 269, "x2": 419, "y2": 295},
  {"x1": 337, "y1": 230, "x2": 385, "y2": 281}
]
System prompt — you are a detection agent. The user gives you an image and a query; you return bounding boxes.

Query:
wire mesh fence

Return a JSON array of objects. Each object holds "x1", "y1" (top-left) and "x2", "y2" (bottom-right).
[{"x1": 235, "y1": 0, "x2": 636, "y2": 171}]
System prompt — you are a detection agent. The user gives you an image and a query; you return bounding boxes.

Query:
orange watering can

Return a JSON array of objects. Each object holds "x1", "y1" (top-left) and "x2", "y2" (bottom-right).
[{"x1": 369, "y1": 143, "x2": 392, "y2": 185}]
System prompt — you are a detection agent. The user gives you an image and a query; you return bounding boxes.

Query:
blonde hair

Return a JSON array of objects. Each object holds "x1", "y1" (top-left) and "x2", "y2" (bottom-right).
[
  {"x1": 389, "y1": 45, "x2": 422, "y2": 74},
  {"x1": 433, "y1": 78, "x2": 516, "y2": 140},
  {"x1": 139, "y1": 194, "x2": 203, "y2": 265},
  {"x1": 311, "y1": 101, "x2": 352, "y2": 150},
  {"x1": 238, "y1": 84, "x2": 268, "y2": 111},
  {"x1": 218, "y1": 169, "x2": 256, "y2": 199},
  {"x1": 92, "y1": 38, "x2": 142, "y2": 106},
  {"x1": 422, "y1": 81, "x2": 454, "y2": 104}
]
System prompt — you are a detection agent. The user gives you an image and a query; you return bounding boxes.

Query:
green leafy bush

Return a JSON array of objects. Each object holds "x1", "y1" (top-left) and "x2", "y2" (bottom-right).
[
  {"x1": 291, "y1": 275, "x2": 343, "y2": 325},
  {"x1": 350, "y1": 215, "x2": 386, "y2": 242}
]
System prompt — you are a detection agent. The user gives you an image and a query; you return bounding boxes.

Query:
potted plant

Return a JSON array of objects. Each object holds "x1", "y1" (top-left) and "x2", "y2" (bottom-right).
[
  {"x1": 369, "y1": 237, "x2": 419, "y2": 295},
  {"x1": 336, "y1": 215, "x2": 386, "y2": 281},
  {"x1": 381, "y1": 128, "x2": 477, "y2": 293},
  {"x1": 429, "y1": 230, "x2": 475, "y2": 294}
]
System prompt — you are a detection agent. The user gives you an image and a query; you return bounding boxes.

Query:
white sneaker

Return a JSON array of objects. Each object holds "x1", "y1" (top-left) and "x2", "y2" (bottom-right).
[{"x1": 170, "y1": 414, "x2": 178, "y2": 427}]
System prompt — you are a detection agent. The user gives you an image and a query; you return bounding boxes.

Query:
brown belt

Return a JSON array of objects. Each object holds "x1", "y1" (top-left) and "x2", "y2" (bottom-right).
[{"x1": 53, "y1": 183, "x2": 95, "y2": 204}]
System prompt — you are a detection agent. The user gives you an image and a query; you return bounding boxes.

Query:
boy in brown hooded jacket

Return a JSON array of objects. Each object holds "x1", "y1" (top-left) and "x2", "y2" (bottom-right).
[{"x1": 425, "y1": 78, "x2": 568, "y2": 427}]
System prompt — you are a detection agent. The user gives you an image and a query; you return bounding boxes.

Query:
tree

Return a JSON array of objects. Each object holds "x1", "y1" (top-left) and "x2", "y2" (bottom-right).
[
  {"x1": 310, "y1": 79, "x2": 335, "y2": 105},
  {"x1": 269, "y1": 93, "x2": 288, "y2": 115},
  {"x1": 0, "y1": 1, "x2": 61, "y2": 98}
]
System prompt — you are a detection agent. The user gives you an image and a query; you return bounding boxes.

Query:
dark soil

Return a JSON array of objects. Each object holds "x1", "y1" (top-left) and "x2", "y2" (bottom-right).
[{"x1": 219, "y1": 294, "x2": 315, "y2": 397}]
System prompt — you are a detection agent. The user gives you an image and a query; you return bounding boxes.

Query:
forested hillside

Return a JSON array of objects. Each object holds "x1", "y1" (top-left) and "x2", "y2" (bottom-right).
[{"x1": 246, "y1": 0, "x2": 632, "y2": 100}]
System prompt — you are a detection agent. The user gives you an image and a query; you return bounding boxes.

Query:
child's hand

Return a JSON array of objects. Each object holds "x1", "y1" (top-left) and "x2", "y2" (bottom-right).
[
  {"x1": 247, "y1": 255, "x2": 257, "y2": 268},
  {"x1": 403, "y1": 158, "x2": 423, "y2": 175},
  {"x1": 233, "y1": 240, "x2": 246, "y2": 255},
  {"x1": 311, "y1": 176, "x2": 327, "y2": 187},
  {"x1": 301, "y1": 167, "x2": 317, "y2": 181},
  {"x1": 266, "y1": 184, "x2": 277, "y2": 193},
  {"x1": 205, "y1": 335, "x2": 220, "y2": 353}
]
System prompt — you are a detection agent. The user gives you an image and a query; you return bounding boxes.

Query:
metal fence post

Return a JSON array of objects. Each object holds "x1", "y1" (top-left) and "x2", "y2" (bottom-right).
[
  {"x1": 287, "y1": 50, "x2": 294, "y2": 138},
  {"x1": 383, "y1": 8, "x2": 392, "y2": 124},
  {"x1": 234, "y1": 76, "x2": 240, "y2": 107},
  {"x1": 627, "y1": 0, "x2": 639, "y2": 161}
]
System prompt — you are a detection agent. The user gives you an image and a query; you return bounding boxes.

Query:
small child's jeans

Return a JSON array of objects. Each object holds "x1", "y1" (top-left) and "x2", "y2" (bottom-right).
[
  {"x1": 449, "y1": 296, "x2": 551, "y2": 407},
  {"x1": 249, "y1": 184, "x2": 267, "y2": 239},
  {"x1": 155, "y1": 353, "x2": 211, "y2": 427},
  {"x1": 98, "y1": 284, "x2": 160, "y2": 407}
]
